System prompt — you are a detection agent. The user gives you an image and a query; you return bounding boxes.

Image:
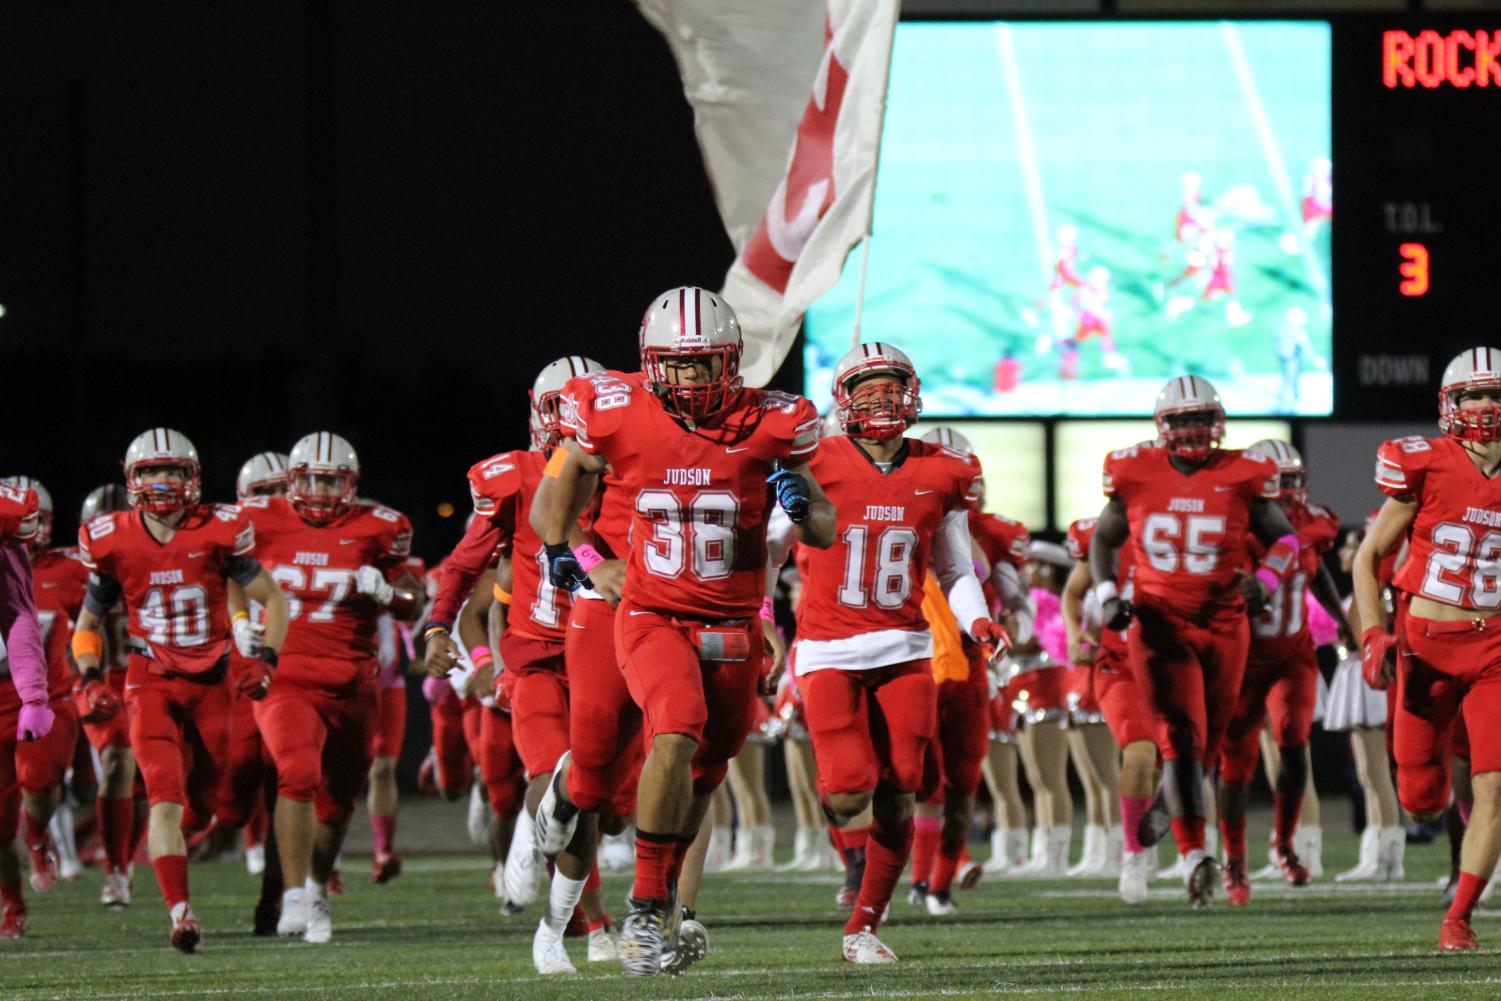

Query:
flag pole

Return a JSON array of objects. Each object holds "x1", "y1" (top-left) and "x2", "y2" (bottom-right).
[{"x1": 849, "y1": 0, "x2": 900, "y2": 350}]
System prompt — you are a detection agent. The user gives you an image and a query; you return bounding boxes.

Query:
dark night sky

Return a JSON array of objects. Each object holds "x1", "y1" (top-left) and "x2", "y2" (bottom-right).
[{"x1": 0, "y1": 2, "x2": 768, "y2": 560}]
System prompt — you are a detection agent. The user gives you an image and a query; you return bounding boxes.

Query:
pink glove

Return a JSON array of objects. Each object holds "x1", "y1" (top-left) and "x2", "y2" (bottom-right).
[{"x1": 17, "y1": 702, "x2": 54, "y2": 742}]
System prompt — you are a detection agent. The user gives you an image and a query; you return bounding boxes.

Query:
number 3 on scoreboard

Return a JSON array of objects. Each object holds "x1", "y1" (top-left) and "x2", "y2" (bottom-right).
[{"x1": 1399, "y1": 242, "x2": 1429, "y2": 297}]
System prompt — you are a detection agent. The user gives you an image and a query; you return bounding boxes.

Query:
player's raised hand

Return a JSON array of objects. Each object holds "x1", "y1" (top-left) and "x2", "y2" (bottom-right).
[{"x1": 768, "y1": 464, "x2": 812, "y2": 522}]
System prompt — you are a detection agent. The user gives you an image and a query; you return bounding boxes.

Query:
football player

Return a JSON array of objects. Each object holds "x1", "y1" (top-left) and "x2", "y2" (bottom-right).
[
  {"x1": 73, "y1": 484, "x2": 141, "y2": 907},
  {"x1": 0, "y1": 478, "x2": 52, "y2": 742},
  {"x1": 242, "y1": 433, "x2": 421, "y2": 944},
  {"x1": 1355, "y1": 348, "x2": 1501, "y2": 950},
  {"x1": 768, "y1": 344, "x2": 1008, "y2": 961},
  {"x1": 1089, "y1": 378, "x2": 1295, "y2": 907},
  {"x1": 72, "y1": 429, "x2": 289, "y2": 952},
  {"x1": 369, "y1": 552, "x2": 425, "y2": 885},
  {"x1": 1215, "y1": 440, "x2": 1349, "y2": 906},
  {"x1": 540, "y1": 288, "x2": 833, "y2": 974},
  {"x1": 0, "y1": 478, "x2": 85, "y2": 937},
  {"x1": 1062, "y1": 509, "x2": 1158, "y2": 903}
]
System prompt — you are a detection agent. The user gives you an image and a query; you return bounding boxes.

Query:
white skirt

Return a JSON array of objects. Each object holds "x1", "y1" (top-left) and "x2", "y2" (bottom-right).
[{"x1": 1323, "y1": 653, "x2": 1388, "y2": 732}]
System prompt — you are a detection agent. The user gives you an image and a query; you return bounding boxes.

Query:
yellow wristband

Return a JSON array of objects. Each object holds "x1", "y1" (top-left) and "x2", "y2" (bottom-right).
[
  {"x1": 492, "y1": 583, "x2": 512, "y2": 605},
  {"x1": 231, "y1": 610, "x2": 249, "y2": 623}
]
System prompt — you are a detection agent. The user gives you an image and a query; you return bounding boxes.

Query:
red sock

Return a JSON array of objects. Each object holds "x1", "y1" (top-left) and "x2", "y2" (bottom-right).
[
  {"x1": 588, "y1": 916, "x2": 611, "y2": 933},
  {"x1": 1171, "y1": 816, "x2": 1206, "y2": 855},
  {"x1": 631, "y1": 831, "x2": 674, "y2": 901},
  {"x1": 0, "y1": 881, "x2": 23, "y2": 913},
  {"x1": 585, "y1": 859, "x2": 602, "y2": 894},
  {"x1": 1218, "y1": 816, "x2": 1247, "y2": 863},
  {"x1": 152, "y1": 854, "x2": 190, "y2": 912},
  {"x1": 1120, "y1": 795, "x2": 1152, "y2": 853},
  {"x1": 911, "y1": 815, "x2": 940, "y2": 886},
  {"x1": 370, "y1": 814, "x2": 396, "y2": 857},
  {"x1": 930, "y1": 851, "x2": 960, "y2": 895},
  {"x1": 1273, "y1": 794, "x2": 1302, "y2": 852},
  {"x1": 23, "y1": 809, "x2": 48, "y2": 851},
  {"x1": 1447, "y1": 871, "x2": 1488, "y2": 923},
  {"x1": 843, "y1": 815, "x2": 912, "y2": 936},
  {"x1": 102, "y1": 798, "x2": 134, "y2": 874},
  {"x1": 668, "y1": 836, "x2": 694, "y2": 888}
]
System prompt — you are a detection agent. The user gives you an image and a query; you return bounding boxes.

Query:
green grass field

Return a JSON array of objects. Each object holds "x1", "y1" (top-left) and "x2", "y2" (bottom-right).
[
  {"x1": 8, "y1": 823, "x2": 1501, "y2": 1000},
  {"x1": 804, "y1": 21, "x2": 1333, "y2": 417}
]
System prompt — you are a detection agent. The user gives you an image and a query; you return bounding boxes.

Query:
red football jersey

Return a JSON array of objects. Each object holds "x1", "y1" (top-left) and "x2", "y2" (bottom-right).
[
  {"x1": 971, "y1": 510, "x2": 1031, "y2": 572},
  {"x1": 1249, "y1": 499, "x2": 1339, "y2": 649},
  {"x1": 467, "y1": 449, "x2": 570, "y2": 642},
  {"x1": 79, "y1": 505, "x2": 255, "y2": 674},
  {"x1": 244, "y1": 496, "x2": 412, "y2": 661},
  {"x1": 1103, "y1": 443, "x2": 1279, "y2": 617},
  {"x1": 796, "y1": 437, "x2": 978, "y2": 643},
  {"x1": 1065, "y1": 516, "x2": 1134, "y2": 657},
  {"x1": 561, "y1": 369, "x2": 820, "y2": 620},
  {"x1": 1376, "y1": 435, "x2": 1501, "y2": 610},
  {"x1": 0, "y1": 481, "x2": 39, "y2": 543}
]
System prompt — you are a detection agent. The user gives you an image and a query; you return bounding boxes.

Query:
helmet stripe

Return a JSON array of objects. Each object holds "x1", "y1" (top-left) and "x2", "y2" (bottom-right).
[
  {"x1": 678, "y1": 287, "x2": 687, "y2": 340},
  {"x1": 693, "y1": 287, "x2": 703, "y2": 341}
]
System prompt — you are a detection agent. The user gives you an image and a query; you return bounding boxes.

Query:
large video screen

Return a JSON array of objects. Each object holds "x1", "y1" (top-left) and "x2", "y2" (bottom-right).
[{"x1": 805, "y1": 21, "x2": 1332, "y2": 417}]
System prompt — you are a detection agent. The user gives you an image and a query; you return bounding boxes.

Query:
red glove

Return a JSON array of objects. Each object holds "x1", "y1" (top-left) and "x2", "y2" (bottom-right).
[
  {"x1": 77, "y1": 679, "x2": 123, "y2": 723},
  {"x1": 236, "y1": 661, "x2": 274, "y2": 701},
  {"x1": 492, "y1": 671, "x2": 513, "y2": 714},
  {"x1": 971, "y1": 618, "x2": 1012, "y2": 656},
  {"x1": 1361, "y1": 626, "x2": 1397, "y2": 690}
]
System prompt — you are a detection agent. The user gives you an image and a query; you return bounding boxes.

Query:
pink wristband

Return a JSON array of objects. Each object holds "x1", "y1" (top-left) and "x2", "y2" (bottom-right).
[
  {"x1": 469, "y1": 647, "x2": 494, "y2": 670},
  {"x1": 1254, "y1": 568, "x2": 1280, "y2": 594},
  {"x1": 575, "y1": 544, "x2": 604, "y2": 572},
  {"x1": 759, "y1": 597, "x2": 775, "y2": 622}
]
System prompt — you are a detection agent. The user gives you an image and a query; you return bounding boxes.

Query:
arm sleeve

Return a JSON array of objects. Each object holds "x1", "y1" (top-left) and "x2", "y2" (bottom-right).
[
  {"x1": 428, "y1": 515, "x2": 506, "y2": 628},
  {"x1": 225, "y1": 555, "x2": 264, "y2": 589},
  {"x1": 766, "y1": 505, "x2": 796, "y2": 596},
  {"x1": 83, "y1": 572, "x2": 122, "y2": 616},
  {"x1": 1375, "y1": 438, "x2": 1427, "y2": 501},
  {"x1": 0, "y1": 541, "x2": 49, "y2": 705},
  {"x1": 931, "y1": 510, "x2": 991, "y2": 637}
]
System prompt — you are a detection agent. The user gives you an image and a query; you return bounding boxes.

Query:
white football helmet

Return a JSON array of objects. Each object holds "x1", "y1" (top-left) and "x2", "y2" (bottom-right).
[
  {"x1": 1438, "y1": 347, "x2": 1501, "y2": 443},
  {"x1": 530, "y1": 356, "x2": 605, "y2": 449},
  {"x1": 833, "y1": 343, "x2": 921, "y2": 441},
  {"x1": 1153, "y1": 376, "x2": 1224, "y2": 460},
  {"x1": 920, "y1": 426, "x2": 973, "y2": 455},
  {"x1": 1244, "y1": 439, "x2": 1306, "y2": 502},
  {"x1": 288, "y1": 432, "x2": 360, "y2": 524},
  {"x1": 80, "y1": 484, "x2": 129, "y2": 524},
  {"x1": 0, "y1": 477, "x2": 50, "y2": 550},
  {"x1": 237, "y1": 452, "x2": 291, "y2": 499},
  {"x1": 638, "y1": 286, "x2": 743, "y2": 419},
  {"x1": 124, "y1": 428, "x2": 201, "y2": 513}
]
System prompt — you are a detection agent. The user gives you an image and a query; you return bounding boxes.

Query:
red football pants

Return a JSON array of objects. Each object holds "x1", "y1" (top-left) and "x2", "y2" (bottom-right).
[
  {"x1": 802, "y1": 660, "x2": 936, "y2": 797},
  {"x1": 1128, "y1": 604, "x2": 1249, "y2": 764},
  {"x1": 499, "y1": 632, "x2": 570, "y2": 780},
  {"x1": 616, "y1": 598, "x2": 762, "y2": 797},
  {"x1": 1094, "y1": 643, "x2": 1155, "y2": 747},
  {"x1": 565, "y1": 597, "x2": 643, "y2": 817},
  {"x1": 371, "y1": 684, "x2": 407, "y2": 760},
  {"x1": 253, "y1": 656, "x2": 377, "y2": 827},
  {"x1": 428, "y1": 685, "x2": 472, "y2": 799},
  {"x1": 1220, "y1": 638, "x2": 1318, "y2": 786},
  {"x1": 1395, "y1": 610, "x2": 1501, "y2": 818},
  {"x1": 82, "y1": 669, "x2": 130, "y2": 751},
  {"x1": 0, "y1": 698, "x2": 80, "y2": 839},
  {"x1": 477, "y1": 706, "x2": 527, "y2": 819},
  {"x1": 216, "y1": 663, "x2": 275, "y2": 831},
  {"x1": 124, "y1": 655, "x2": 231, "y2": 812},
  {"x1": 934, "y1": 652, "x2": 989, "y2": 798}
]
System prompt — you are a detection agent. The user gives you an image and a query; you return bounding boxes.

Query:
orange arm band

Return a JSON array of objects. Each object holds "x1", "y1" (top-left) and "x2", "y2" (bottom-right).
[
  {"x1": 543, "y1": 449, "x2": 569, "y2": 479},
  {"x1": 492, "y1": 583, "x2": 512, "y2": 605},
  {"x1": 71, "y1": 629, "x2": 104, "y2": 661}
]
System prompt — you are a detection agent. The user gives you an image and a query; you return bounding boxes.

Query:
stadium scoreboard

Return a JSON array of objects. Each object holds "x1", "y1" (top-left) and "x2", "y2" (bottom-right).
[{"x1": 1336, "y1": 15, "x2": 1501, "y2": 421}]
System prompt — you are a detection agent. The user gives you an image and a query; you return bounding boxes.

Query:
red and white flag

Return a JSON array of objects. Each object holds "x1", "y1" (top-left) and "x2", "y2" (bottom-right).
[{"x1": 637, "y1": 0, "x2": 900, "y2": 386}]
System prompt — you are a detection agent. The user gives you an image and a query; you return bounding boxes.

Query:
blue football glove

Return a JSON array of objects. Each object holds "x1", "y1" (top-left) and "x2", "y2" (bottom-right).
[
  {"x1": 768, "y1": 465, "x2": 812, "y2": 523},
  {"x1": 543, "y1": 541, "x2": 593, "y2": 592}
]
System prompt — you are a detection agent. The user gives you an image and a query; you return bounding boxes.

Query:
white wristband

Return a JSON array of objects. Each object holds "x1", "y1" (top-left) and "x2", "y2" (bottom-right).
[{"x1": 1093, "y1": 581, "x2": 1119, "y2": 606}]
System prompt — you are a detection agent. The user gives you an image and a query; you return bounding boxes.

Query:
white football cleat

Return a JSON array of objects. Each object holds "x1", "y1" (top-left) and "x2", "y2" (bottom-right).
[
  {"x1": 466, "y1": 781, "x2": 490, "y2": 847},
  {"x1": 100, "y1": 871, "x2": 131, "y2": 908},
  {"x1": 842, "y1": 927, "x2": 897, "y2": 964},
  {"x1": 587, "y1": 925, "x2": 619, "y2": 962},
  {"x1": 277, "y1": 888, "x2": 308, "y2": 937},
  {"x1": 1119, "y1": 850, "x2": 1154, "y2": 905},
  {"x1": 533, "y1": 921, "x2": 577, "y2": 975},
  {"x1": 925, "y1": 892, "x2": 958, "y2": 917},
  {"x1": 303, "y1": 886, "x2": 332, "y2": 944}
]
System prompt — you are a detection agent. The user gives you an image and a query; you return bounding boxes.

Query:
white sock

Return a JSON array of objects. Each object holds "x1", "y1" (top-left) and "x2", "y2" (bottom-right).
[
  {"x1": 545, "y1": 872, "x2": 589, "y2": 936},
  {"x1": 170, "y1": 901, "x2": 190, "y2": 922}
]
